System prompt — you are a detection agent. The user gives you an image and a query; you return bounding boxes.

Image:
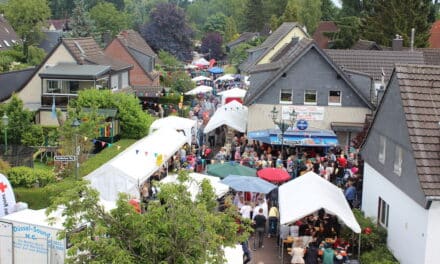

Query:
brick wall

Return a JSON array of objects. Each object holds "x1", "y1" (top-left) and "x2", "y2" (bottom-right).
[{"x1": 104, "y1": 39, "x2": 159, "y2": 86}]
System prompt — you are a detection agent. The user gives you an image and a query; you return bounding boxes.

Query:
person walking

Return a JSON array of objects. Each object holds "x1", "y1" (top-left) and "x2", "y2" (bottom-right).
[
  {"x1": 344, "y1": 180, "x2": 357, "y2": 209},
  {"x1": 241, "y1": 239, "x2": 252, "y2": 264},
  {"x1": 253, "y1": 208, "x2": 267, "y2": 250},
  {"x1": 268, "y1": 205, "x2": 279, "y2": 238}
]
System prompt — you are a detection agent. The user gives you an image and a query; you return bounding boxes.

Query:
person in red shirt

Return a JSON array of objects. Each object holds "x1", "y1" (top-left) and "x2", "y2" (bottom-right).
[{"x1": 337, "y1": 154, "x2": 347, "y2": 168}]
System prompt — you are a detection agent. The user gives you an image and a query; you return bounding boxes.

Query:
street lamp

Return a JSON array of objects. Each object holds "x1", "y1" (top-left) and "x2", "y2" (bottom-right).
[
  {"x1": 270, "y1": 106, "x2": 297, "y2": 160},
  {"x1": 2, "y1": 113, "x2": 8, "y2": 155},
  {"x1": 71, "y1": 118, "x2": 80, "y2": 180}
]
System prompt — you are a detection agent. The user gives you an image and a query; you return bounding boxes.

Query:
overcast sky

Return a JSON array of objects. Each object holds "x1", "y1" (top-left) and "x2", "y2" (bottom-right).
[{"x1": 331, "y1": 0, "x2": 342, "y2": 8}]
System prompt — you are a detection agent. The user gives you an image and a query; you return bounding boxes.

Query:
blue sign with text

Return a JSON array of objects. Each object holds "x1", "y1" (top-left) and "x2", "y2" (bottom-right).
[{"x1": 297, "y1": 119, "x2": 308, "y2": 130}]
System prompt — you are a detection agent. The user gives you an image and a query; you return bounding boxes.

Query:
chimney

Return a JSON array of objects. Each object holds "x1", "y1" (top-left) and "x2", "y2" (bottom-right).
[
  {"x1": 392, "y1": 34, "x2": 403, "y2": 51},
  {"x1": 410, "y1": 28, "x2": 415, "y2": 52},
  {"x1": 102, "y1": 30, "x2": 112, "y2": 46}
]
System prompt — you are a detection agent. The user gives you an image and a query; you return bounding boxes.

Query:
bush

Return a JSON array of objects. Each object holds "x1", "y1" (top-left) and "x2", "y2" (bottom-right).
[
  {"x1": 7, "y1": 166, "x2": 56, "y2": 187},
  {"x1": 360, "y1": 247, "x2": 398, "y2": 264}
]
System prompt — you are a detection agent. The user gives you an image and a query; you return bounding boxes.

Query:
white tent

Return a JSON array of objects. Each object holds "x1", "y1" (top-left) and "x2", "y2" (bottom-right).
[
  {"x1": 278, "y1": 171, "x2": 361, "y2": 233},
  {"x1": 192, "y1": 76, "x2": 211, "y2": 82},
  {"x1": 85, "y1": 128, "x2": 187, "y2": 202},
  {"x1": 193, "y1": 57, "x2": 210, "y2": 66},
  {"x1": 217, "y1": 88, "x2": 247, "y2": 104},
  {"x1": 160, "y1": 173, "x2": 229, "y2": 200},
  {"x1": 185, "y1": 85, "x2": 213, "y2": 95},
  {"x1": 204, "y1": 100, "x2": 248, "y2": 134},
  {"x1": 214, "y1": 74, "x2": 235, "y2": 82},
  {"x1": 149, "y1": 116, "x2": 197, "y2": 145}
]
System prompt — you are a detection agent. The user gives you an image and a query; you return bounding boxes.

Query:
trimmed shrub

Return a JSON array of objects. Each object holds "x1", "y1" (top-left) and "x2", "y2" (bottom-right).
[
  {"x1": 7, "y1": 166, "x2": 56, "y2": 187},
  {"x1": 360, "y1": 247, "x2": 398, "y2": 264}
]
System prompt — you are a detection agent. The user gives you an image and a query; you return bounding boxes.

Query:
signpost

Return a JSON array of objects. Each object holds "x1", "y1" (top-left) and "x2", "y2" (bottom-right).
[{"x1": 54, "y1": 156, "x2": 76, "y2": 162}]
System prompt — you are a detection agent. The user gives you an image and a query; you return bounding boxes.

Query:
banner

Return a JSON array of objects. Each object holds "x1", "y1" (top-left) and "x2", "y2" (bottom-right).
[
  {"x1": 0, "y1": 173, "x2": 16, "y2": 217},
  {"x1": 282, "y1": 106, "x2": 324, "y2": 121}
]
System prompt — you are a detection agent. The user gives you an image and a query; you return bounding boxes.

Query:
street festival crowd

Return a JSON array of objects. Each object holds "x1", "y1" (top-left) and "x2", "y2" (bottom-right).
[{"x1": 145, "y1": 71, "x2": 362, "y2": 264}]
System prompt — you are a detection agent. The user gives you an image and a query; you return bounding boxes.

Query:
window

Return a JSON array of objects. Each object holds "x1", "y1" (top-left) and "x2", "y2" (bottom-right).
[
  {"x1": 394, "y1": 146, "x2": 403, "y2": 176},
  {"x1": 378, "y1": 135, "x2": 386, "y2": 164},
  {"x1": 304, "y1": 90, "x2": 317, "y2": 105},
  {"x1": 69, "y1": 81, "x2": 79, "y2": 94},
  {"x1": 3, "y1": 40, "x2": 10, "y2": 47},
  {"x1": 378, "y1": 197, "x2": 389, "y2": 228},
  {"x1": 329, "y1": 90, "x2": 341, "y2": 105},
  {"x1": 47, "y1": 80, "x2": 60, "y2": 93},
  {"x1": 280, "y1": 89, "x2": 292, "y2": 104}
]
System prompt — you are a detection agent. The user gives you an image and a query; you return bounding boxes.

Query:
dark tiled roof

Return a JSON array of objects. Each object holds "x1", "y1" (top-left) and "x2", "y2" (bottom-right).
[
  {"x1": 324, "y1": 49, "x2": 425, "y2": 82},
  {"x1": 63, "y1": 37, "x2": 131, "y2": 71},
  {"x1": 117, "y1": 30, "x2": 156, "y2": 58},
  {"x1": 351, "y1": 39, "x2": 384, "y2": 50},
  {"x1": 395, "y1": 64, "x2": 440, "y2": 196},
  {"x1": 429, "y1": 20, "x2": 440, "y2": 48},
  {"x1": 0, "y1": 68, "x2": 35, "y2": 101},
  {"x1": 38, "y1": 30, "x2": 63, "y2": 53},
  {"x1": 226, "y1": 32, "x2": 259, "y2": 48},
  {"x1": 312, "y1": 21, "x2": 339, "y2": 49},
  {"x1": 418, "y1": 48, "x2": 440, "y2": 65},
  {"x1": 0, "y1": 15, "x2": 19, "y2": 51}
]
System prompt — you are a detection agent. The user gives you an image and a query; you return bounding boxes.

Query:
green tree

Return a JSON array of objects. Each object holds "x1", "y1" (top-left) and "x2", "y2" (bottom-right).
[
  {"x1": 203, "y1": 13, "x2": 228, "y2": 36},
  {"x1": 89, "y1": 2, "x2": 129, "y2": 37},
  {"x1": 47, "y1": 170, "x2": 250, "y2": 263},
  {"x1": 224, "y1": 17, "x2": 238, "y2": 43},
  {"x1": 263, "y1": 0, "x2": 287, "y2": 18},
  {"x1": 242, "y1": 0, "x2": 266, "y2": 32},
  {"x1": 49, "y1": 0, "x2": 75, "y2": 19},
  {"x1": 27, "y1": 46, "x2": 46, "y2": 66},
  {"x1": 298, "y1": 0, "x2": 321, "y2": 34},
  {"x1": 124, "y1": 0, "x2": 164, "y2": 29},
  {"x1": 340, "y1": 0, "x2": 363, "y2": 17},
  {"x1": 361, "y1": 0, "x2": 431, "y2": 48},
  {"x1": 228, "y1": 42, "x2": 253, "y2": 67},
  {"x1": 4, "y1": 0, "x2": 50, "y2": 60},
  {"x1": 72, "y1": 89, "x2": 153, "y2": 139},
  {"x1": 321, "y1": 0, "x2": 339, "y2": 21},
  {"x1": 0, "y1": 95, "x2": 38, "y2": 146},
  {"x1": 330, "y1": 16, "x2": 361, "y2": 49},
  {"x1": 282, "y1": 0, "x2": 300, "y2": 23},
  {"x1": 70, "y1": 0, "x2": 95, "y2": 38}
]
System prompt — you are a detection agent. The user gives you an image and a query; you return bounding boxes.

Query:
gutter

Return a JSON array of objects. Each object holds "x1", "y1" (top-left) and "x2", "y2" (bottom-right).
[{"x1": 425, "y1": 196, "x2": 440, "y2": 209}]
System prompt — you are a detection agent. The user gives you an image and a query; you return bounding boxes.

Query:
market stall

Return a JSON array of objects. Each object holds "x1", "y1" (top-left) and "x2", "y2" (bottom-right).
[{"x1": 149, "y1": 116, "x2": 197, "y2": 145}]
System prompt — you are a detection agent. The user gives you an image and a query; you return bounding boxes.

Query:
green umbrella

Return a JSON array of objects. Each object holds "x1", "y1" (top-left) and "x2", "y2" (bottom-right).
[{"x1": 206, "y1": 162, "x2": 257, "y2": 179}]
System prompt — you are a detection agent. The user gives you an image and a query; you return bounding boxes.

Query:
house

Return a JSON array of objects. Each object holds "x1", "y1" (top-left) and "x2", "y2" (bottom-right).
[
  {"x1": 360, "y1": 64, "x2": 440, "y2": 264},
  {"x1": 0, "y1": 15, "x2": 19, "y2": 50},
  {"x1": 243, "y1": 37, "x2": 374, "y2": 146},
  {"x1": 240, "y1": 22, "x2": 309, "y2": 74},
  {"x1": 47, "y1": 19, "x2": 70, "y2": 32},
  {"x1": 104, "y1": 30, "x2": 159, "y2": 88},
  {"x1": 312, "y1": 21, "x2": 339, "y2": 49},
  {"x1": 226, "y1": 32, "x2": 259, "y2": 51},
  {"x1": 429, "y1": 20, "x2": 440, "y2": 48},
  {"x1": 38, "y1": 30, "x2": 63, "y2": 53},
  {"x1": 1, "y1": 37, "x2": 132, "y2": 126}
]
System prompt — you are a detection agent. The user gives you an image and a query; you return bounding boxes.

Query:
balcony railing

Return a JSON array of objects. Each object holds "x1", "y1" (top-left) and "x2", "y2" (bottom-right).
[{"x1": 41, "y1": 93, "x2": 78, "y2": 108}]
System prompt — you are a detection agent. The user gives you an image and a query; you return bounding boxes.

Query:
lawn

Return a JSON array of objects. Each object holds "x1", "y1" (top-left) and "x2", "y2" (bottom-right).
[{"x1": 14, "y1": 139, "x2": 136, "y2": 209}]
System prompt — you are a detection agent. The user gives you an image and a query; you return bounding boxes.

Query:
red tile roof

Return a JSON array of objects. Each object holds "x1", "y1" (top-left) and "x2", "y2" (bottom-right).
[{"x1": 429, "y1": 20, "x2": 440, "y2": 48}]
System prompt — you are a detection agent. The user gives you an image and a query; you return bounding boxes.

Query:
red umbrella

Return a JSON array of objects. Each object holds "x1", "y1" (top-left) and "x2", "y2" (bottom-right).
[{"x1": 257, "y1": 168, "x2": 291, "y2": 183}]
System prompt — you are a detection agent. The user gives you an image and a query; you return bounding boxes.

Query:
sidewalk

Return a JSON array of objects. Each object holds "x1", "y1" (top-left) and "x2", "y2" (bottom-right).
[{"x1": 248, "y1": 234, "x2": 291, "y2": 264}]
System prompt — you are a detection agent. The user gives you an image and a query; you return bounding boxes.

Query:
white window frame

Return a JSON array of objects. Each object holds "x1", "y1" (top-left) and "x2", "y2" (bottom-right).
[
  {"x1": 3, "y1": 40, "x2": 10, "y2": 47},
  {"x1": 280, "y1": 89, "x2": 292, "y2": 104},
  {"x1": 378, "y1": 197, "x2": 389, "y2": 228},
  {"x1": 328, "y1": 90, "x2": 342, "y2": 105},
  {"x1": 304, "y1": 90, "x2": 317, "y2": 105},
  {"x1": 47, "y1": 80, "x2": 61, "y2": 93},
  {"x1": 378, "y1": 135, "x2": 386, "y2": 164},
  {"x1": 394, "y1": 146, "x2": 402, "y2": 176}
]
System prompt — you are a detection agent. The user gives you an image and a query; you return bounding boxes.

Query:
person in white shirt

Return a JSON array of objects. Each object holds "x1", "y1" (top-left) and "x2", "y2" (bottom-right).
[{"x1": 240, "y1": 201, "x2": 252, "y2": 219}]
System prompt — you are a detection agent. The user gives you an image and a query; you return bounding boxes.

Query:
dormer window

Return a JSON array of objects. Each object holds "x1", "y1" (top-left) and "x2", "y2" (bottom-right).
[
  {"x1": 394, "y1": 146, "x2": 402, "y2": 176},
  {"x1": 378, "y1": 135, "x2": 386, "y2": 164},
  {"x1": 3, "y1": 40, "x2": 10, "y2": 47}
]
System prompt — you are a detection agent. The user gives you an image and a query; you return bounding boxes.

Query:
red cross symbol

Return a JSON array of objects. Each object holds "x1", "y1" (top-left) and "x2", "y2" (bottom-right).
[{"x1": 0, "y1": 182, "x2": 7, "y2": 193}]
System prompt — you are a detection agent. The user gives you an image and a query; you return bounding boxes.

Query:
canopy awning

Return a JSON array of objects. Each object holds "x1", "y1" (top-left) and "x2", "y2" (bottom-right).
[
  {"x1": 185, "y1": 85, "x2": 213, "y2": 95},
  {"x1": 331, "y1": 122, "x2": 365, "y2": 132},
  {"x1": 204, "y1": 100, "x2": 248, "y2": 134},
  {"x1": 149, "y1": 116, "x2": 197, "y2": 145},
  {"x1": 247, "y1": 129, "x2": 339, "y2": 147},
  {"x1": 279, "y1": 171, "x2": 361, "y2": 233}
]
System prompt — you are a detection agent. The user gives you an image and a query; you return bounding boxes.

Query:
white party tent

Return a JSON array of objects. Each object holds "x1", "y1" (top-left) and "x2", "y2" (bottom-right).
[
  {"x1": 204, "y1": 100, "x2": 248, "y2": 134},
  {"x1": 214, "y1": 74, "x2": 235, "y2": 82},
  {"x1": 85, "y1": 127, "x2": 187, "y2": 202},
  {"x1": 192, "y1": 76, "x2": 211, "y2": 82},
  {"x1": 185, "y1": 85, "x2": 213, "y2": 95},
  {"x1": 193, "y1": 57, "x2": 210, "y2": 67},
  {"x1": 149, "y1": 116, "x2": 197, "y2": 145},
  {"x1": 160, "y1": 173, "x2": 229, "y2": 200},
  {"x1": 278, "y1": 171, "x2": 361, "y2": 233},
  {"x1": 217, "y1": 88, "x2": 247, "y2": 104}
]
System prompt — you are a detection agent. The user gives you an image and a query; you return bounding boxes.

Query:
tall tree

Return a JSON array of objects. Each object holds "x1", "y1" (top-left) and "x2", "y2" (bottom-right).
[
  {"x1": 201, "y1": 32, "x2": 224, "y2": 60},
  {"x1": 361, "y1": 0, "x2": 431, "y2": 48},
  {"x1": 49, "y1": 0, "x2": 75, "y2": 19},
  {"x1": 263, "y1": 0, "x2": 288, "y2": 18},
  {"x1": 224, "y1": 17, "x2": 238, "y2": 43},
  {"x1": 330, "y1": 16, "x2": 361, "y2": 49},
  {"x1": 141, "y1": 3, "x2": 194, "y2": 61},
  {"x1": 70, "y1": 0, "x2": 95, "y2": 38},
  {"x1": 4, "y1": 0, "x2": 50, "y2": 60},
  {"x1": 282, "y1": 0, "x2": 300, "y2": 23},
  {"x1": 47, "y1": 170, "x2": 249, "y2": 263},
  {"x1": 298, "y1": 0, "x2": 322, "y2": 34},
  {"x1": 89, "y1": 2, "x2": 129, "y2": 37},
  {"x1": 124, "y1": 0, "x2": 164, "y2": 29},
  {"x1": 340, "y1": 0, "x2": 363, "y2": 17},
  {"x1": 203, "y1": 13, "x2": 228, "y2": 36},
  {"x1": 321, "y1": 0, "x2": 339, "y2": 21},
  {"x1": 242, "y1": 0, "x2": 266, "y2": 32}
]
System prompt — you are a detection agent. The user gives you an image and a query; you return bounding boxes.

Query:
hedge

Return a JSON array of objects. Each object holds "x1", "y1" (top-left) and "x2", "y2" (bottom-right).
[{"x1": 8, "y1": 166, "x2": 56, "y2": 188}]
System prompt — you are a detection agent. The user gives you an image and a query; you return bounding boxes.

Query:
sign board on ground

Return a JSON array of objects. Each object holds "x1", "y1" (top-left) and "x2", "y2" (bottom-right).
[{"x1": 54, "y1": 156, "x2": 76, "y2": 162}]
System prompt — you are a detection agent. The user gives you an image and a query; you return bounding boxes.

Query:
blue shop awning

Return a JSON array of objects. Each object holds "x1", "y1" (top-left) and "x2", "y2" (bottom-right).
[{"x1": 248, "y1": 129, "x2": 339, "y2": 147}]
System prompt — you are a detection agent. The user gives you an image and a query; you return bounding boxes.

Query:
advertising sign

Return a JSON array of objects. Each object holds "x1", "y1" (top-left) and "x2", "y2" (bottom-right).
[
  {"x1": 282, "y1": 106, "x2": 324, "y2": 121},
  {"x1": 0, "y1": 173, "x2": 16, "y2": 217}
]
